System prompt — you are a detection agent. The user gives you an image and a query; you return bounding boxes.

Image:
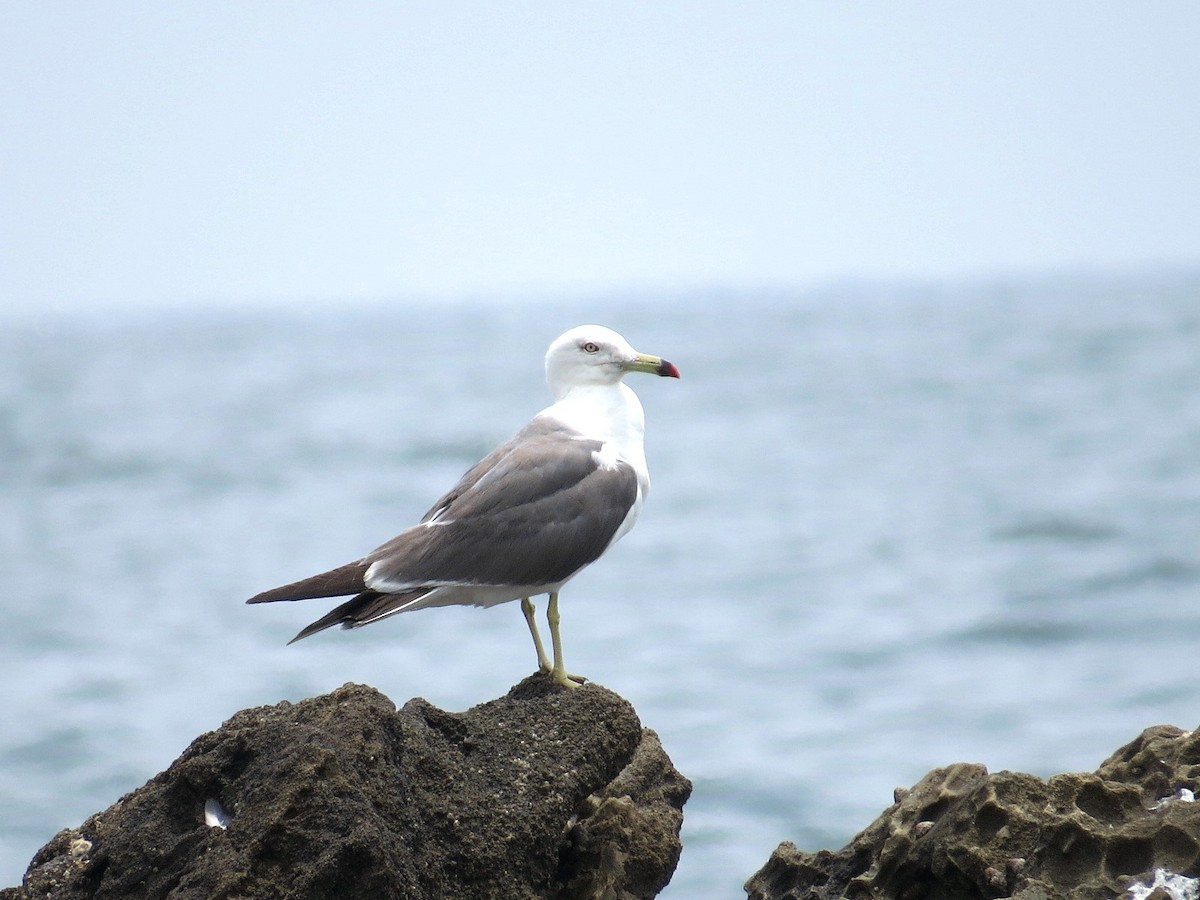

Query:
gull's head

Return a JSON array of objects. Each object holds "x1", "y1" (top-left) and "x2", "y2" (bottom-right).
[{"x1": 545, "y1": 325, "x2": 680, "y2": 399}]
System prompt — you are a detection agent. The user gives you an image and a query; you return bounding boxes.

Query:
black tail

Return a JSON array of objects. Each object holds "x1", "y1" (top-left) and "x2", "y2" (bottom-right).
[{"x1": 287, "y1": 588, "x2": 433, "y2": 644}]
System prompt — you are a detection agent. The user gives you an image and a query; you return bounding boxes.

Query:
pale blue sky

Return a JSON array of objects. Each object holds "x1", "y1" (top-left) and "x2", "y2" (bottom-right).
[{"x1": 3, "y1": 2, "x2": 1198, "y2": 316}]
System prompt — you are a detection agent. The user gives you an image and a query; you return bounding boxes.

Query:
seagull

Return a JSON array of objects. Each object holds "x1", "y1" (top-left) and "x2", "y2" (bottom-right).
[{"x1": 247, "y1": 324, "x2": 680, "y2": 687}]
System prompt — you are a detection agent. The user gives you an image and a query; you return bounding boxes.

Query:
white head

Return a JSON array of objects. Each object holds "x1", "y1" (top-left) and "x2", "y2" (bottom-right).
[{"x1": 544, "y1": 325, "x2": 680, "y2": 400}]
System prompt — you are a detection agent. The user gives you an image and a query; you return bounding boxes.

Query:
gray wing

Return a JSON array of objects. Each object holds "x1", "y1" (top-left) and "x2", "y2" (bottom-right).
[{"x1": 364, "y1": 419, "x2": 639, "y2": 589}]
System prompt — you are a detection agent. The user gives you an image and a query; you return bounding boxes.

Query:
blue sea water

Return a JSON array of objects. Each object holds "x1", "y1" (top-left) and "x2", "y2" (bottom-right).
[{"x1": 2, "y1": 276, "x2": 1200, "y2": 897}]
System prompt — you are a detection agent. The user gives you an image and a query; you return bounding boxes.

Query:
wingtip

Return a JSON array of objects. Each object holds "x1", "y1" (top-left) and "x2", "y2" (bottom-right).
[{"x1": 246, "y1": 587, "x2": 291, "y2": 605}]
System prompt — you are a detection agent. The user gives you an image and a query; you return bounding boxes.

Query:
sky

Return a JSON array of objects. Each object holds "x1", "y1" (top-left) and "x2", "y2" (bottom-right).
[{"x1": 2, "y1": 2, "x2": 1199, "y2": 317}]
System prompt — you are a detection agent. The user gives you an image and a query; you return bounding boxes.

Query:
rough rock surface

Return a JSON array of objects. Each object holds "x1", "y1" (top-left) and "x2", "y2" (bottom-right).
[
  {"x1": 2, "y1": 677, "x2": 691, "y2": 900},
  {"x1": 747, "y1": 724, "x2": 1200, "y2": 900}
]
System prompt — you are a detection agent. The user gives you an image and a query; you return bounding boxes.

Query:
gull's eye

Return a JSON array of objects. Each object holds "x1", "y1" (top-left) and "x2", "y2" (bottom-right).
[{"x1": 582, "y1": 341, "x2": 600, "y2": 353}]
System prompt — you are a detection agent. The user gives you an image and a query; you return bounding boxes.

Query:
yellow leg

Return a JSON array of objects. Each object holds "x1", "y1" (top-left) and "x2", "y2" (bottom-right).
[
  {"x1": 521, "y1": 597, "x2": 552, "y2": 673},
  {"x1": 546, "y1": 591, "x2": 585, "y2": 688}
]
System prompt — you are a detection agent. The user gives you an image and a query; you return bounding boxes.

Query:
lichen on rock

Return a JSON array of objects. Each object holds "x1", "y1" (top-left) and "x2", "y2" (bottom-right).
[{"x1": 747, "y1": 724, "x2": 1200, "y2": 900}]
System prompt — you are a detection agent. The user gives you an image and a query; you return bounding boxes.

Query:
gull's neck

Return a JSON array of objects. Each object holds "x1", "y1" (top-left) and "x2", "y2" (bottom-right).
[
  {"x1": 543, "y1": 381, "x2": 653, "y2": 537},
  {"x1": 545, "y1": 382, "x2": 647, "y2": 468}
]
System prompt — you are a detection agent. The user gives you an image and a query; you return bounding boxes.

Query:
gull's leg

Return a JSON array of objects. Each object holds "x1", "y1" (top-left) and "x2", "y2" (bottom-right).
[
  {"x1": 546, "y1": 591, "x2": 586, "y2": 688},
  {"x1": 521, "y1": 596, "x2": 552, "y2": 674}
]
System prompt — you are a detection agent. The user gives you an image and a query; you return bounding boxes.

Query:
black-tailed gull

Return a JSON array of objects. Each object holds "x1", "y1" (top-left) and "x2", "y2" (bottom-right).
[{"x1": 247, "y1": 324, "x2": 680, "y2": 687}]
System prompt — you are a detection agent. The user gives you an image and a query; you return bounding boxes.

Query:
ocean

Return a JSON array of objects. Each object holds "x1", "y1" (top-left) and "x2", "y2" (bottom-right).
[{"x1": 2, "y1": 275, "x2": 1199, "y2": 897}]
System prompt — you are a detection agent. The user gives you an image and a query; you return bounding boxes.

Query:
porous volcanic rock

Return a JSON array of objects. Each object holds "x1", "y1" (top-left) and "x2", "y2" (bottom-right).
[
  {"x1": 747, "y1": 725, "x2": 1200, "y2": 900},
  {"x1": 2, "y1": 677, "x2": 691, "y2": 900}
]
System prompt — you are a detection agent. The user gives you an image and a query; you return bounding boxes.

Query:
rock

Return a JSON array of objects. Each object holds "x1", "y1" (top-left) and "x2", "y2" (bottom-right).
[
  {"x1": 2, "y1": 678, "x2": 691, "y2": 900},
  {"x1": 747, "y1": 724, "x2": 1200, "y2": 900}
]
